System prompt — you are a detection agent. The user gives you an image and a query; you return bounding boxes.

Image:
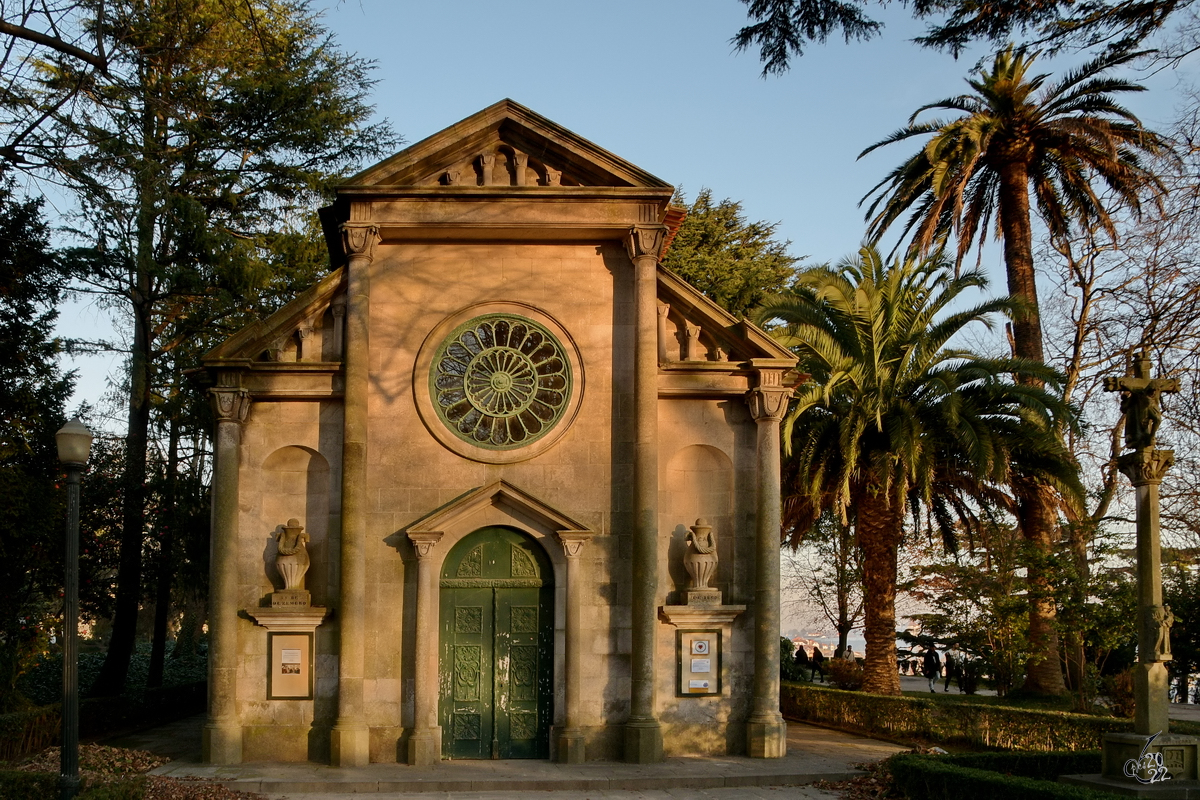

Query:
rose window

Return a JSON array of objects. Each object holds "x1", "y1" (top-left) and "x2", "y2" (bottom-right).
[{"x1": 431, "y1": 315, "x2": 572, "y2": 449}]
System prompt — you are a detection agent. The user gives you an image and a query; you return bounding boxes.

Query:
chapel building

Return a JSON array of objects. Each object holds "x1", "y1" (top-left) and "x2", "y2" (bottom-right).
[{"x1": 200, "y1": 100, "x2": 799, "y2": 767}]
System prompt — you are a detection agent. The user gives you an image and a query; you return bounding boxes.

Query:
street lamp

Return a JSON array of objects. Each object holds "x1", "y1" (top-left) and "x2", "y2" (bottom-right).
[{"x1": 56, "y1": 418, "x2": 92, "y2": 800}]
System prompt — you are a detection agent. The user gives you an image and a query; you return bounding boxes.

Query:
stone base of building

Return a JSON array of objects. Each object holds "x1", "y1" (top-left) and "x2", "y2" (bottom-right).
[
  {"x1": 330, "y1": 724, "x2": 369, "y2": 767},
  {"x1": 746, "y1": 716, "x2": 788, "y2": 758},
  {"x1": 556, "y1": 727, "x2": 586, "y2": 764},
  {"x1": 202, "y1": 722, "x2": 242, "y2": 764},
  {"x1": 624, "y1": 720, "x2": 663, "y2": 764},
  {"x1": 407, "y1": 727, "x2": 441, "y2": 767}
]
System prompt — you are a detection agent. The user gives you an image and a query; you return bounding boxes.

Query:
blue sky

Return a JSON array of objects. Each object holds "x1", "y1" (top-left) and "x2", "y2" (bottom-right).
[{"x1": 57, "y1": 0, "x2": 1195, "y2": 415}]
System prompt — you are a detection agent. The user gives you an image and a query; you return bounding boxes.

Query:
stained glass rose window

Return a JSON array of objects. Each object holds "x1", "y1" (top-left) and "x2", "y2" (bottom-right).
[{"x1": 430, "y1": 314, "x2": 572, "y2": 449}]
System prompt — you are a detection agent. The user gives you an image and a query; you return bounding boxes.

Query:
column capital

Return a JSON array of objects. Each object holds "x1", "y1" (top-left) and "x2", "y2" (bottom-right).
[
  {"x1": 340, "y1": 223, "x2": 380, "y2": 261},
  {"x1": 209, "y1": 387, "x2": 251, "y2": 424},
  {"x1": 331, "y1": 298, "x2": 346, "y2": 318},
  {"x1": 557, "y1": 530, "x2": 593, "y2": 559},
  {"x1": 1118, "y1": 449, "x2": 1174, "y2": 486},
  {"x1": 625, "y1": 225, "x2": 667, "y2": 262},
  {"x1": 747, "y1": 386, "x2": 791, "y2": 423},
  {"x1": 408, "y1": 531, "x2": 444, "y2": 559}
]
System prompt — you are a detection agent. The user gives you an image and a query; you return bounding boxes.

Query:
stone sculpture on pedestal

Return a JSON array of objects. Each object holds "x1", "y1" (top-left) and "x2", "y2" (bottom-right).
[
  {"x1": 270, "y1": 518, "x2": 312, "y2": 609},
  {"x1": 683, "y1": 519, "x2": 720, "y2": 606}
]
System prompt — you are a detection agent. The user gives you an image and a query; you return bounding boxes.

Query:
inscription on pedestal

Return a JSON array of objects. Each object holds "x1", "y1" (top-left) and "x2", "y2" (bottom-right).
[
  {"x1": 683, "y1": 589, "x2": 722, "y2": 607},
  {"x1": 271, "y1": 590, "x2": 311, "y2": 609}
]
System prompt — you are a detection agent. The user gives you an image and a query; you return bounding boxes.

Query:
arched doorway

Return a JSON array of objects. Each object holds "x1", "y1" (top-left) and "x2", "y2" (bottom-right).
[{"x1": 439, "y1": 526, "x2": 554, "y2": 759}]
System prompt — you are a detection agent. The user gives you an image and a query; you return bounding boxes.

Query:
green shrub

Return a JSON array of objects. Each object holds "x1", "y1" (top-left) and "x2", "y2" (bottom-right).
[
  {"x1": 78, "y1": 777, "x2": 147, "y2": 800},
  {"x1": 0, "y1": 769, "x2": 58, "y2": 800},
  {"x1": 0, "y1": 707, "x2": 58, "y2": 763},
  {"x1": 18, "y1": 643, "x2": 207, "y2": 707},
  {"x1": 825, "y1": 659, "x2": 865, "y2": 691},
  {"x1": 0, "y1": 681, "x2": 205, "y2": 762},
  {"x1": 936, "y1": 751, "x2": 1102, "y2": 777},
  {"x1": 782, "y1": 683, "x2": 1142, "y2": 750},
  {"x1": 888, "y1": 754, "x2": 1126, "y2": 800}
]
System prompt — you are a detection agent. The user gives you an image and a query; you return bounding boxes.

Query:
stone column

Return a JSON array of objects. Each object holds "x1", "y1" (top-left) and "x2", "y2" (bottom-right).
[
  {"x1": 746, "y1": 371, "x2": 792, "y2": 758},
  {"x1": 1120, "y1": 449, "x2": 1174, "y2": 736},
  {"x1": 330, "y1": 223, "x2": 378, "y2": 767},
  {"x1": 556, "y1": 531, "x2": 593, "y2": 764},
  {"x1": 203, "y1": 385, "x2": 250, "y2": 764},
  {"x1": 624, "y1": 225, "x2": 666, "y2": 764},
  {"x1": 407, "y1": 531, "x2": 444, "y2": 766}
]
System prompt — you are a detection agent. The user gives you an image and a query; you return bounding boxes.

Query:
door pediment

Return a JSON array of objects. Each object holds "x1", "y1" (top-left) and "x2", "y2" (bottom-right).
[{"x1": 405, "y1": 479, "x2": 592, "y2": 546}]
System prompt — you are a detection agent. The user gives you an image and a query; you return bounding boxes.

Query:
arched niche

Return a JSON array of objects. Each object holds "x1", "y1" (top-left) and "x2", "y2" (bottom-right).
[
  {"x1": 259, "y1": 446, "x2": 331, "y2": 604},
  {"x1": 664, "y1": 444, "x2": 734, "y2": 599}
]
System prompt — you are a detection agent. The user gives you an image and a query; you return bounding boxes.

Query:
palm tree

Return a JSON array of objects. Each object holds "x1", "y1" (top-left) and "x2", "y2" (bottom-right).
[
  {"x1": 756, "y1": 247, "x2": 1081, "y2": 696},
  {"x1": 859, "y1": 45, "x2": 1164, "y2": 694}
]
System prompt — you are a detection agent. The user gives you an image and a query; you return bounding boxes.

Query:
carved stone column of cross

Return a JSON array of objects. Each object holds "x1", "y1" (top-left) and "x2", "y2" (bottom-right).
[
  {"x1": 1120, "y1": 449, "x2": 1175, "y2": 736},
  {"x1": 623, "y1": 225, "x2": 667, "y2": 764},
  {"x1": 406, "y1": 531, "x2": 444, "y2": 766},
  {"x1": 556, "y1": 531, "x2": 593, "y2": 764},
  {"x1": 203, "y1": 385, "x2": 251, "y2": 764},
  {"x1": 746, "y1": 371, "x2": 792, "y2": 758},
  {"x1": 330, "y1": 222, "x2": 379, "y2": 767}
]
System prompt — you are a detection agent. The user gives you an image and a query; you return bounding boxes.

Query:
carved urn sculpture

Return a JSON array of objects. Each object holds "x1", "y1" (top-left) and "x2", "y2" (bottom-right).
[
  {"x1": 683, "y1": 519, "x2": 722, "y2": 606},
  {"x1": 273, "y1": 518, "x2": 311, "y2": 607}
]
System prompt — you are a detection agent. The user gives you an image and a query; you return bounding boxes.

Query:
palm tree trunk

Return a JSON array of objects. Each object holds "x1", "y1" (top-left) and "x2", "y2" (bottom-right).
[
  {"x1": 999, "y1": 160, "x2": 1067, "y2": 696},
  {"x1": 855, "y1": 487, "x2": 902, "y2": 696},
  {"x1": 997, "y1": 161, "x2": 1044, "y2": 364},
  {"x1": 1016, "y1": 479, "x2": 1067, "y2": 695}
]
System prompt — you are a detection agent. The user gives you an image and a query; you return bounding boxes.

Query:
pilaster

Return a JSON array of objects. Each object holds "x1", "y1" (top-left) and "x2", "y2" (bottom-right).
[
  {"x1": 556, "y1": 531, "x2": 592, "y2": 764},
  {"x1": 203, "y1": 385, "x2": 250, "y2": 764},
  {"x1": 331, "y1": 222, "x2": 378, "y2": 767},
  {"x1": 745, "y1": 368, "x2": 792, "y2": 759},
  {"x1": 407, "y1": 531, "x2": 444, "y2": 766},
  {"x1": 623, "y1": 224, "x2": 667, "y2": 764}
]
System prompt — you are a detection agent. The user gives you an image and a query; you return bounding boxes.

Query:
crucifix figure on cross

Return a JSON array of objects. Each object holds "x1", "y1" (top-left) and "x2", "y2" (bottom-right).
[{"x1": 1102, "y1": 348, "x2": 1180, "y2": 452}]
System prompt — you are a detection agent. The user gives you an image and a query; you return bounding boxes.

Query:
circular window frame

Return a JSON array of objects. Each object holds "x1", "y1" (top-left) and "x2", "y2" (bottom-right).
[{"x1": 414, "y1": 302, "x2": 585, "y2": 464}]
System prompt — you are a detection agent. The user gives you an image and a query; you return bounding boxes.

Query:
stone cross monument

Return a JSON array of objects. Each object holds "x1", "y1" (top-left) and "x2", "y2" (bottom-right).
[{"x1": 1093, "y1": 349, "x2": 1200, "y2": 786}]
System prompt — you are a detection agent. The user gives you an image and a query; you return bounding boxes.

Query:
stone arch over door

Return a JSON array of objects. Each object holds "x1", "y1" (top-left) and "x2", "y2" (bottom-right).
[
  {"x1": 259, "y1": 446, "x2": 330, "y2": 604},
  {"x1": 439, "y1": 526, "x2": 554, "y2": 759}
]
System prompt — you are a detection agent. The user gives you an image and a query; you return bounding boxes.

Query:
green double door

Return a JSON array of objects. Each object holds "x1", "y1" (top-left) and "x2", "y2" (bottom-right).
[{"x1": 439, "y1": 526, "x2": 554, "y2": 759}]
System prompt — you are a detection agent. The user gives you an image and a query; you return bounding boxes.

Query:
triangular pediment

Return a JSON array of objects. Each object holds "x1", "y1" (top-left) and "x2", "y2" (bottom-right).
[
  {"x1": 203, "y1": 268, "x2": 345, "y2": 364},
  {"x1": 345, "y1": 99, "x2": 672, "y2": 189},
  {"x1": 406, "y1": 480, "x2": 592, "y2": 537},
  {"x1": 656, "y1": 267, "x2": 797, "y2": 364}
]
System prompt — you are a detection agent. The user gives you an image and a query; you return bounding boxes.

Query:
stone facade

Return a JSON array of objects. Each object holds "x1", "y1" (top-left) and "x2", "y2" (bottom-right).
[{"x1": 201, "y1": 100, "x2": 798, "y2": 766}]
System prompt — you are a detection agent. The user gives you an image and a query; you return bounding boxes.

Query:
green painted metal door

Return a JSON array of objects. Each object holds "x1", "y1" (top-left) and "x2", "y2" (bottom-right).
[{"x1": 439, "y1": 527, "x2": 553, "y2": 759}]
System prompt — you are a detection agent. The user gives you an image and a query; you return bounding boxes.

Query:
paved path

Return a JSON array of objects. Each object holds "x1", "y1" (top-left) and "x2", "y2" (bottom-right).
[{"x1": 107, "y1": 716, "x2": 903, "y2": 798}]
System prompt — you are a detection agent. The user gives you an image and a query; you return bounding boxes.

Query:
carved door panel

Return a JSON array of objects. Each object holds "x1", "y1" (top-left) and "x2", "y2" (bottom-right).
[{"x1": 439, "y1": 527, "x2": 553, "y2": 759}]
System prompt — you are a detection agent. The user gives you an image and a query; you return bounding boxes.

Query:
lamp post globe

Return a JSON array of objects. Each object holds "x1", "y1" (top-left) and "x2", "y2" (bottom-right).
[
  {"x1": 55, "y1": 417, "x2": 91, "y2": 800},
  {"x1": 56, "y1": 418, "x2": 94, "y2": 465}
]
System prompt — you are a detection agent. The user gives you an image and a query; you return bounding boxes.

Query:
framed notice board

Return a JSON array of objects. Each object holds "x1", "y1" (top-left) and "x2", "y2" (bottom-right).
[
  {"x1": 267, "y1": 632, "x2": 313, "y2": 700},
  {"x1": 676, "y1": 629, "x2": 721, "y2": 697}
]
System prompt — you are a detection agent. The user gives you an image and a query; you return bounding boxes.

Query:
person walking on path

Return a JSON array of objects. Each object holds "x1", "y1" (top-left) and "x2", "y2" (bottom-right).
[
  {"x1": 812, "y1": 646, "x2": 826, "y2": 682},
  {"x1": 944, "y1": 648, "x2": 958, "y2": 692},
  {"x1": 922, "y1": 646, "x2": 942, "y2": 693}
]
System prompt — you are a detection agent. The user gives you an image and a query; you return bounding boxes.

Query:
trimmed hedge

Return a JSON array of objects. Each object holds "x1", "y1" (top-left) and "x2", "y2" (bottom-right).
[
  {"x1": 78, "y1": 777, "x2": 147, "y2": 800},
  {"x1": 0, "y1": 769, "x2": 58, "y2": 800},
  {"x1": 0, "y1": 771, "x2": 147, "y2": 800},
  {"x1": 888, "y1": 754, "x2": 1126, "y2": 800},
  {"x1": 935, "y1": 751, "x2": 1102, "y2": 777},
  {"x1": 0, "y1": 681, "x2": 206, "y2": 763},
  {"x1": 781, "y1": 682, "x2": 1197, "y2": 751}
]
